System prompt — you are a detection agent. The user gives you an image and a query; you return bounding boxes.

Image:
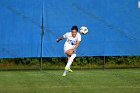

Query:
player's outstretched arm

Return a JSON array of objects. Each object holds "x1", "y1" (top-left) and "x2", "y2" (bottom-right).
[{"x1": 56, "y1": 36, "x2": 64, "y2": 42}]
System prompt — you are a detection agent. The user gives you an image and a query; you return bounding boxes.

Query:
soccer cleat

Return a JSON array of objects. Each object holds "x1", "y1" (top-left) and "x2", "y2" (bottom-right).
[
  {"x1": 68, "y1": 69, "x2": 73, "y2": 72},
  {"x1": 65, "y1": 67, "x2": 73, "y2": 72},
  {"x1": 65, "y1": 67, "x2": 69, "y2": 70}
]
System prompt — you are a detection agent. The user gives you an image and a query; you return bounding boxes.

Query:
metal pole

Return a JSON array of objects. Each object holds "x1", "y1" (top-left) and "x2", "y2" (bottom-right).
[
  {"x1": 40, "y1": 5, "x2": 44, "y2": 71},
  {"x1": 103, "y1": 56, "x2": 106, "y2": 70}
]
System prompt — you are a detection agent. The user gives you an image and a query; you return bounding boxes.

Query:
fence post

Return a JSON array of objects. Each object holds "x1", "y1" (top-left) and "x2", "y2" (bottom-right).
[
  {"x1": 40, "y1": 5, "x2": 44, "y2": 71},
  {"x1": 103, "y1": 56, "x2": 106, "y2": 70}
]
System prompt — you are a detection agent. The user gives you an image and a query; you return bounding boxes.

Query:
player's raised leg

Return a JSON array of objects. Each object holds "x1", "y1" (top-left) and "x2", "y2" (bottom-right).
[{"x1": 62, "y1": 49, "x2": 76, "y2": 76}]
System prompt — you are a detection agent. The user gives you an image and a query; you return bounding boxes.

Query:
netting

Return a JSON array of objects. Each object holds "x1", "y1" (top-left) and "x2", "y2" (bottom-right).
[{"x1": 0, "y1": 0, "x2": 140, "y2": 58}]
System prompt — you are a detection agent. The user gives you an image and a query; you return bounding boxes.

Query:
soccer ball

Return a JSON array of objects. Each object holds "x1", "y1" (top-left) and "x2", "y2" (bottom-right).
[{"x1": 80, "y1": 26, "x2": 88, "y2": 34}]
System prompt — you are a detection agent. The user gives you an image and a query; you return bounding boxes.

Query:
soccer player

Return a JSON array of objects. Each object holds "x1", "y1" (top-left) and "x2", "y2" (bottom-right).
[{"x1": 56, "y1": 26, "x2": 81, "y2": 76}]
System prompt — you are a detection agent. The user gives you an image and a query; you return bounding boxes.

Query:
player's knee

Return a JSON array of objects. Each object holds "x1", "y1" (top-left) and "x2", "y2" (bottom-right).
[
  {"x1": 67, "y1": 52, "x2": 72, "y2": 56},
  {"x1": 66, "y1": 50, "x2": 73, "y2": 55}
]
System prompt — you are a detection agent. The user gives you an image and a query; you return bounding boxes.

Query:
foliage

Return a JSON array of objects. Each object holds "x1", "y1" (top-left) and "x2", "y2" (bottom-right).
[{"x1": 0, "y1": 57, "x2": 140, "y2": 68}]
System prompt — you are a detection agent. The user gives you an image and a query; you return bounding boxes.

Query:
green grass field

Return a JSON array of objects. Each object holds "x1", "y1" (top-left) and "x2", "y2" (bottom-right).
[{"x1": 0, "y1": 69, "x2": 140, "y2": 93}]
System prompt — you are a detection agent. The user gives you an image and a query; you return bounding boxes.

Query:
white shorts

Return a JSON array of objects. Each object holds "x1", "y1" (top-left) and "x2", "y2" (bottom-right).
[{"x1": 64, "y1": 45, "x2": 75, "y2": 53}]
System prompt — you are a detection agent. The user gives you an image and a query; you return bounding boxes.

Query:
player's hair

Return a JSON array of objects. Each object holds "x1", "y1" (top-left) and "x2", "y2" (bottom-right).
[{"x1": 71, "y1": 25, "x2": 78, "y2": 32}]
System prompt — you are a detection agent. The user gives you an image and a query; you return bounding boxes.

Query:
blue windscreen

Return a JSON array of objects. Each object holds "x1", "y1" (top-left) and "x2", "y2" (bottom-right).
[{"x1": 0, "y1": 0, "x2": 140, "y2": 58}]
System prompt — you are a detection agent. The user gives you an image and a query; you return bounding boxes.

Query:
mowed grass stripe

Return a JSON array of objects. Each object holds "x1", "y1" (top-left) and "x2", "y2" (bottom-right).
[{"x1": 0, "y1": 69, "x2": 139, "y2": 93}]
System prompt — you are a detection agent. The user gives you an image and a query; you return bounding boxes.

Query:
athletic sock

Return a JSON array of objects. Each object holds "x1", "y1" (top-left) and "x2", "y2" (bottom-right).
[{"x1": 65, "y1": 53, "x2": 76, "y2": 69}]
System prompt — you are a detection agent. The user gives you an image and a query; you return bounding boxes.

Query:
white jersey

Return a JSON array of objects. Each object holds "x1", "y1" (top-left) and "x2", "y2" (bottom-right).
[{"x1": 63, "y1": 32, "x2": 81, "y2": 52}]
